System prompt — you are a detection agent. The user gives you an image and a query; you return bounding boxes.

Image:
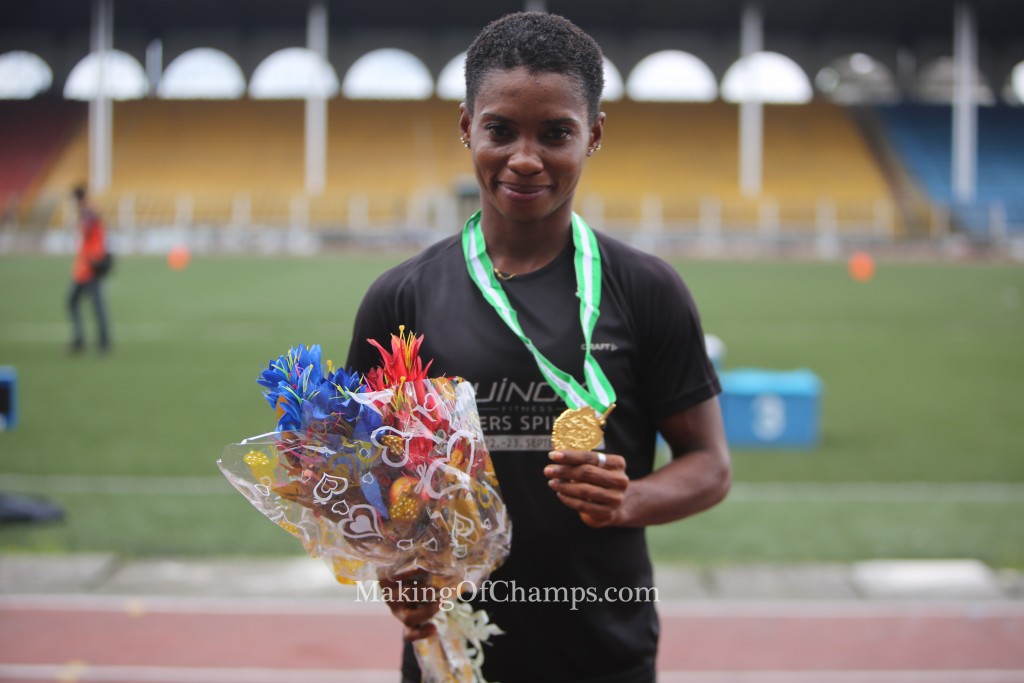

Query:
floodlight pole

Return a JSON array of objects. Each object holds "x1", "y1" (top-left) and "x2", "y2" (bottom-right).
[
  {"x1": 306, "y1": 0, "x2": 328, "y2": 196},
  {"x1": 739, "y1": 2, "x2": 764, "y2": 198},
  {"x1": 952, "y1": 2, "x2": 977, "y2": 204},
  {"x1": 89, "y1": 0, "x2": 114, "y2": 194}
]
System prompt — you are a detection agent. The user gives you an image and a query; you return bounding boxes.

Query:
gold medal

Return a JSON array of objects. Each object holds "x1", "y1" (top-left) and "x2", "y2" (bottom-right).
[{"x1": 551, "y1": 404, "x2": 615, "y2": 451}]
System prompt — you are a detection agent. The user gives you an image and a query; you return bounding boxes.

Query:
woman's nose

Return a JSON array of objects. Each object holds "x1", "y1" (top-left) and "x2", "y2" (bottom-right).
[{"x1": 507, "y1": 141, "x2": 543, "y2": 175}]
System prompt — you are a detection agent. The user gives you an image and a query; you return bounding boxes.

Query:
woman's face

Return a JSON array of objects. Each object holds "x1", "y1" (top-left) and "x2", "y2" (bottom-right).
[{"x1": 460, "y1": 67, "x2": 604, "y2": 227}]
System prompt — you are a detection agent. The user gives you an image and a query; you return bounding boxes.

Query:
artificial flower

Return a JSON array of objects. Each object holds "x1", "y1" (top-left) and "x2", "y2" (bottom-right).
[
  {"x1": 257, "y1": 344, "x2": 325, "y2": 432},
  {"x1": 365, "y1": 326, "x2": 433, "y2": 392}
]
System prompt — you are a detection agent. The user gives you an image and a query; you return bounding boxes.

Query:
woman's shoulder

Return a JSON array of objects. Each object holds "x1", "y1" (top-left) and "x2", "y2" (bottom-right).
[
  {"x1": 364, "y1": 234, "x2": 463, "y2": 293},
  {"x1": 375, "y1": 234, "x2": 462, "y2": 279},
  {"x1": 592, "y1": 228, "x2": 683, "y2": 287}
]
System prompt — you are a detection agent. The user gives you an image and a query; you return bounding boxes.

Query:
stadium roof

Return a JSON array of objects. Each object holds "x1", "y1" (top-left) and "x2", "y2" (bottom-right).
[{"x1": 3, "y1": 0, "x2": 1023, "y2": 41}]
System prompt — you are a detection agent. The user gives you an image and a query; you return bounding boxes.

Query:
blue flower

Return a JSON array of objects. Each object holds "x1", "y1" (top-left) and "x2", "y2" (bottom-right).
[
  {"x1": 256, "y1": 345, "x2": 390, "y2": 440},
  {"x1": 306, "y1": 368, "x2": 385, "y2": 441},
  {"x1": 256, "y1": 345, "x2": 325, "y2": 432},
  {"x1": 306, "y1": 366, "x2": 362, "y2": 422}
]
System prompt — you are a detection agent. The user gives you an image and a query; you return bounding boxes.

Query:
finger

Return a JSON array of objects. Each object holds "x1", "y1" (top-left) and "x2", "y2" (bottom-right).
[
  {"x1": 392, "y1": 601, "x2": 441, "y2": 627},
  {"x1": 556, "y1": 491, "x2": 618, "y2": 526},
  {"x1": 549, "y1": 450, "x2": 626, "y2": 470},
  {"x1": 378, "y1": 570, "x2": 429, "y2": 590},
  {"x1": 383, "y1": 569, "x2": 429, "y2": 582},
  {"x1": 549, "y1": 480, "x2": 625, "y2": 507},
  {"x1": 544, "y1": 464, "x2": 628, "y2": 489},
  {"x1": 579, "y1": 511, "x2": 614, "y2": 528},
  {"x1": 404, "y1": 620, "x2": 438, "y2": 642}
]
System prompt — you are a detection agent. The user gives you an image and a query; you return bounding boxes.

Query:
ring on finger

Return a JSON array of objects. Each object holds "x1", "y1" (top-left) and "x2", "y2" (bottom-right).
[{"x1": 596, "y1": 452, "x2": 607, "y2": 468}]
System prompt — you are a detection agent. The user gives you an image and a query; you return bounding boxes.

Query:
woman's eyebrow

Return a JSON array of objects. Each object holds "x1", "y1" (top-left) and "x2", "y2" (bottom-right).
[{"x1": 479, "y1": 112, "x2": 580, "y2": 127}]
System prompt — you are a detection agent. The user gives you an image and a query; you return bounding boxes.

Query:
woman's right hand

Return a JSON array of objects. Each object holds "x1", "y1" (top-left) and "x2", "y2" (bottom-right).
[{"x1": 378, "y1": 572, "x2": 442, "y2": 641}]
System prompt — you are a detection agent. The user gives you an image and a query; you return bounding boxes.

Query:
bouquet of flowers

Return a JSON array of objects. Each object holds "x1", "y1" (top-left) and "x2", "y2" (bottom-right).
[{"x1": 218, "y1": 329, "x2": 511, "y2": 682}]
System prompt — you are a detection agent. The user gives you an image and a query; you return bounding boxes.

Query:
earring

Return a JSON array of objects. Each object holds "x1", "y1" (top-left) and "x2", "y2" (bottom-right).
[
  {"x1": 587, "y1": 143, "x2": 602, "y2": 156},
  {"x1": 460, "y1": 135, "x2": 470, "y2": 149}
]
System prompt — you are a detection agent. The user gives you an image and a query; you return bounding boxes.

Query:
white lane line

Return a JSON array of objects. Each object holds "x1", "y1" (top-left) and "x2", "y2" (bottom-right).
[
  {"x1": 1, "y1": 665, "x2": 1021, "y2": 683},
  {"x1": 0, "y1": 593, "x2": 382, "y2": 616},
  {"x1": 0, "y1": 665, "x2": 397, "y2": 683},
  {"x1": 3, "y1": 475, "x2": 1023, "y2": 503},
  {"x1": 0, "y1": 321, "x2": 296, "y2": 344},
  {"x1": 727, "y1": 482, "x2": 1024, "y2": 504},
  {"x1": 657, "y1": 672, "x2": 1024, "y2": 683},
  {"x1": 4, "y1": 593, "x2": 1024, "y2": 618},
  {"x1": 0, "y1": 474, "x2": 233, "y2": 495}
]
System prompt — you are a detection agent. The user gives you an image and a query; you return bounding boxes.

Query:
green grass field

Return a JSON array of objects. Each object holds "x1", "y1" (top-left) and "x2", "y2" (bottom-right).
[{"x1": 1, "y1": 253, "x2": 1022, "y2": 566}]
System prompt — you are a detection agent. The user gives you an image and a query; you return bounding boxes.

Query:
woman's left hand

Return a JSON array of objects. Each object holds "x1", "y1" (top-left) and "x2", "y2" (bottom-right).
[{"x1": 543, "y1": 450, "x2": 629, "y2": 528}]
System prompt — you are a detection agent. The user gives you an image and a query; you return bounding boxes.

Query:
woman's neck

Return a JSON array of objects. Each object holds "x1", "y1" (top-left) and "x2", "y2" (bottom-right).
[{"x1": 480, "y1": 207, "x2": 573, "y2": 277}]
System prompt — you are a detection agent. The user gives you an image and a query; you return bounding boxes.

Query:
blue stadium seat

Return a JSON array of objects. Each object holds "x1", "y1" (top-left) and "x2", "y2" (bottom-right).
[{"x1": 875, "y1": 104, "x2": 1024, "y2": 237}]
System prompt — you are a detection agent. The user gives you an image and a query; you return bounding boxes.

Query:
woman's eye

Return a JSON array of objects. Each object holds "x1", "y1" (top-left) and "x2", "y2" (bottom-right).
[
  {"x1": 547, "y1": 128, "x2": 572, "y2": 141},
  {"x1": 485, "y1": 124, "x2": 511, "y2": 138}
]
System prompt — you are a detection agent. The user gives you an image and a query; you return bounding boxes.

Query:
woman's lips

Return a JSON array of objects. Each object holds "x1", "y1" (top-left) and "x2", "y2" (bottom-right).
[{"x1": 499, "y1": 182, "x2": 549, "y2": 200}]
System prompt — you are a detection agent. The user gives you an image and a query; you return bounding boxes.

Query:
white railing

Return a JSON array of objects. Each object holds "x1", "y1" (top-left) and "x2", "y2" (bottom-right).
[{"x1": 3, "y1": 189, "x2": 1019, "y2": 257}]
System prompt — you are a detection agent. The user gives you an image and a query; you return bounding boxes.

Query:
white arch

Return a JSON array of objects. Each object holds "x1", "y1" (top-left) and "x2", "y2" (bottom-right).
[
  {"x1": 626, "y1": 50, "x2": 717, "y2": 102},
  {"x1": 602, "y1": 57, "x2": 624, "y2": 102},
  {"x1": 437, "y1": 51, "x2": 466, "y2": 100},
  {"x1": 250, "y1": 47, "x2": 339, "y2": 99},
  {"x1": 343, "y1": 48, "x2": 433, "y2": 100},
  {"x1": 722, "y1": 51, "x2": 812, "y2": 104},
  {"x1": 816, "y1": 53, "x2": 898, "y2": 104},
  {"x1": 159, "y1": 47, "x2": 245, "y2": 99},
  {"x1": 1009, "y1": 61, "x2": 1024, "y2": 105},
  {"x1": 0, "y1": 51, "x2": 53, "y2": 99},
  {"x1": 438, "y1": 52, "x2": 625, "y2": 103},
  {"x1": 64, "y1": 50, "x2": 149, "y2": 100},
  {"x1": 915, "y1": 56, "x2": 994, "y2": 105}
]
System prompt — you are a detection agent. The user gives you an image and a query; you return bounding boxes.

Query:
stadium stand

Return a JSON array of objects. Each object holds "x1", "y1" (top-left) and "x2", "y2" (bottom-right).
[
  {"x1": 51, "y1": 96, "x2": 892, "y2": 235},
  {"x1": 763, "y1": 102, "x2": 891, "y2": 202},
  {"x1": 0, "y1": 92, "x2": 913, "y2": 239},
  {"x1": 0, "y1": 99, "x2": 84, "y2": 222},
  {"x1": 27, "y1": 97, "x2": 896, "y2": 235},
  {"x1": 325, "y1": 98, "x2": 472, "y2": 229},
  {"x1": 875, "y1": 104, "x2": 1024, "y2": 237},
  {"x1": 3, "y1": 0, "x2": 1023, "y2": 248},
  {"x1": 35, "y1": 98, "x2": 472, "y2": 229},
  {"x1": 24, "y1": 96, "x2": 1024, "y2": 242},
  {"x1": 112, "y1": 100, "x2": 305, "y2": 194},
  {"x1": 579, "y1": 100, "x2": 894, "y2": 234},
  {"x1": 329, "y1": 99, "x2": 468, "y2": 193}
]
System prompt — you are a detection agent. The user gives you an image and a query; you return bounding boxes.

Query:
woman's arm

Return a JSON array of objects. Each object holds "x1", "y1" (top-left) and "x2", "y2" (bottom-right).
[{"x1": 544, "y1": 395, "x2": 731, "y2": 528}]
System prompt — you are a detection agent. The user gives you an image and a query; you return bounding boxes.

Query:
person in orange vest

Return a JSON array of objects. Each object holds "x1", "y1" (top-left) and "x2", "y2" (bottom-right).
[{"x1": 68, "y1": 184, "x2": 112, "y2": 354}]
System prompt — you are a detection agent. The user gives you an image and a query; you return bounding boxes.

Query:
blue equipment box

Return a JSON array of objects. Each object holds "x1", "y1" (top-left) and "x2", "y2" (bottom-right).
[
  {"x1": 0, "y1": 366, "x2": 17, "y2": 431},
  {"x1": 719, "y1": 368, "x2": 821, "y2": 449}
]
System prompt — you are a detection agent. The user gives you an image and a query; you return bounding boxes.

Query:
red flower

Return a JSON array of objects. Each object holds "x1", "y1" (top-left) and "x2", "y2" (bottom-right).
[
  {"x1": 365, "y1": 327, "x2": 455, "y2": 472},
  {"x1": 365, "y1": 326, "x2": 434, "y2": 391}
]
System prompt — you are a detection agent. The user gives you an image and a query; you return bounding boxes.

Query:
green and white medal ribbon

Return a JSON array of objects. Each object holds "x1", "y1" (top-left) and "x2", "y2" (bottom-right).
[{"x1": 461, "y1": 210, "x2": 616, "y2": 451}]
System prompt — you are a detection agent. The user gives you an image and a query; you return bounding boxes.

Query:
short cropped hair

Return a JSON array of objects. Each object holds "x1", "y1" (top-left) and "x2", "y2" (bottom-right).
[{"x1": 464, "y1": 12, "x2": 604, "y2": 123}]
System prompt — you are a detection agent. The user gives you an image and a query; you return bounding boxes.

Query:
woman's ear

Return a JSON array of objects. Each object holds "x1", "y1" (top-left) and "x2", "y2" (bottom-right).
[
  {"x1": 459, "y1": 103, "x2": 472, "y2": 144},
  {"x1": 588, "y1": 112, "x2": 606, "y2": 153}
]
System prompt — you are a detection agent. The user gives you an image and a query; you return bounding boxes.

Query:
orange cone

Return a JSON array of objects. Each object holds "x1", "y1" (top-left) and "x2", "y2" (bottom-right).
[
  {"x1": 848, "y1": 251, "x2": 875, "y2": 282},
  {"x1": 167, "y1": 245, "x2": 191, "y2": 271}
]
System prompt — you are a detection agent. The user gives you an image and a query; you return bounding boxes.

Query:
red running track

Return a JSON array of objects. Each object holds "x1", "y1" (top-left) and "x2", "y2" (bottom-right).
[{"x1": 1, "y1": 597, "x2": 1023, "y2": 682}]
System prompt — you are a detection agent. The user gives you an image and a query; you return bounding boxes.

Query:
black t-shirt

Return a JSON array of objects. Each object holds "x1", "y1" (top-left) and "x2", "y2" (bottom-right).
[{"x1": 347, "y1": 228, "x2": 720, "y2": 683}]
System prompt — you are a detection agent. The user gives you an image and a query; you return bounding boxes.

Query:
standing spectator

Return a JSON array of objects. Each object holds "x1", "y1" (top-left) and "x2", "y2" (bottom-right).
[{"x1": 68, "y1": 184, "x2": 112, "y2": 354}]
